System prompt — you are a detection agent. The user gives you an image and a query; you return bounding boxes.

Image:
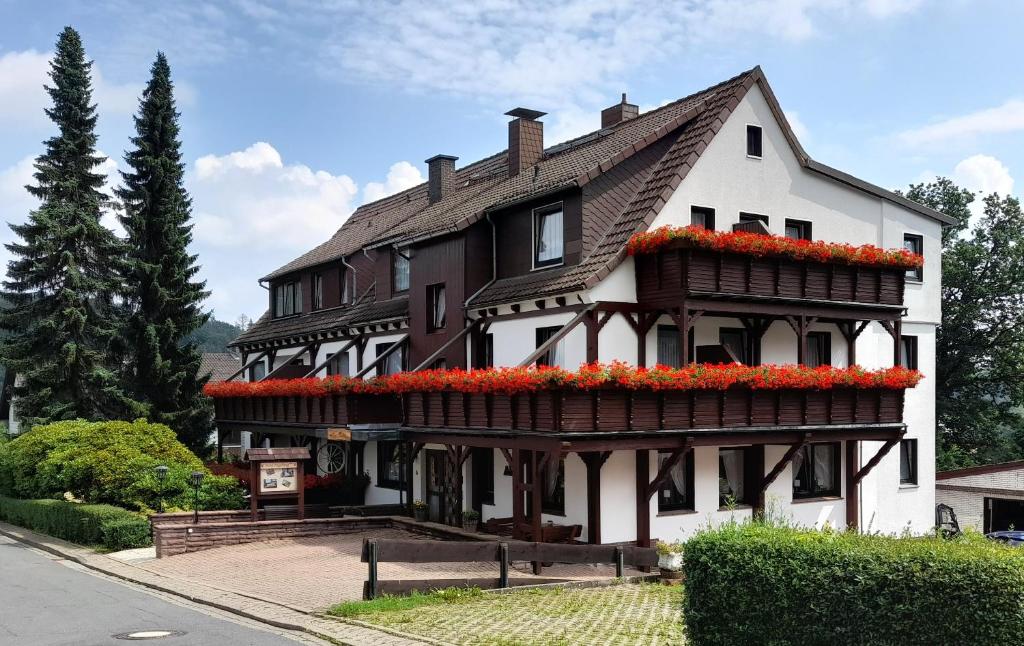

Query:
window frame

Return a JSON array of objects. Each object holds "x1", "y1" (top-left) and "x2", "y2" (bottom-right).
[
  {"x1": 806, "y1": 331, "x2": 832, "y2": 368},
  {"x1": 273, "y1": 280, "x2": 302, "y2": 318},
  {"x1": 690, "y1": 205, "x2": 716, "y2": 230},
  {"x1": 784, "y1": 218, "x2": 812, "y2": 241},
  {"x1": 392, "y1": 246, "x2": 411, "y2": 294},
  {"x1": 375, "y1": 342, "x2": 405, "y2": 377},
  {"x1": 312, "y1": 273, "x2": 324, "y2": 311},
  {"x1": 657, "y1": 449, "x2": 695, "y2": 513},
  {"x1": 719, "y1": 327, "x2": 753, "y2": 365},
  {"x1": 792, "y1": 442, "x2": 841, "y2": 500},
  {"x1": 475, "y1": 332, "x2": 494, "y2": 369},
  {"x1": 903, "y1": 233, "x2": 924, "y2": 281},
  {"x1": 718, "y1": 447, "x2": 753, "y2": 507},
  {"x1": 656, "y1": 324, "x2": 694, "y2": 367},
  {"x1": 427, "y1": 282, "x2": 447, "y2": 332},
  {"x1": 249, "y1": 361, "x2": 266, "y2": 382},
  {"x1": 532, "y1": 202, "x2": 565, "y2": 270},
  {"x1": 325, "y1": 351, "x2": 349, "y2": 377},
  {"x1": 340, "y1": 267, "x2": 352, "y2": 305},
  {"x1": 746, "y1": 124, "x2": 763, "y2": 158},
  {"x1": 739, "y1": 211, "x2": 769, "y2": 227},
  {"x1": 376, "y1": 440, "x2": 403, "y2": 489},
  {"x1": 900, "y1": 439, "x2": 918, "y2": 486},
  {"x1": 535, "y1": 326, "x2": 564, "y2": 368},
  {"x1": 901, "y1": 335, "x2": 919, "y2": 370}
]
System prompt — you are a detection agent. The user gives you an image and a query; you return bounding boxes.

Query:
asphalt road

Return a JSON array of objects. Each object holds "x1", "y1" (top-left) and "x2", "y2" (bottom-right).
[{"x1": 0, "y1": 535, "x2": 328, "y2": 646}]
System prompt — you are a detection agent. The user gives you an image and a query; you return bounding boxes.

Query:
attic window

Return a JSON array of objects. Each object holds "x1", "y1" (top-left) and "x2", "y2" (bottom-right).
[
  {"x1": 533, "y1": 204, "x2": 564, "y2": 269},
  {"x1": 273, "y1": 281, "x2": 302, "y2": 318},
  {"x1": 746, "y1": 125, "x2": 763, "y2": 158},
  {"x1": 392, "y1": 246, "x2": 410, "y2": 293}
]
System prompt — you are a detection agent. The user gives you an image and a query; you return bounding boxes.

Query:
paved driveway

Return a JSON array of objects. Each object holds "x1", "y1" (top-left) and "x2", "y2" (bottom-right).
[{"x1": 138, "y1": 529, "x2": 638, "y2": 612}]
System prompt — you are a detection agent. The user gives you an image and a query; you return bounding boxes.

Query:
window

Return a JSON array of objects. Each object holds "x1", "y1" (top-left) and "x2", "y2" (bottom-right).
[
  {"x1": 392, "y1": 246, "x2": 410, "y2": 293},
  {"x1": 475, "y1": 333, "x2": 494, "y2": 369},
  {"x1": 340, "y1": 268, "x2": 352, "y2": 305},
  {"x1": 427, "y1": 283, "x2": 446, "y2": 331},
  {"x1": 792, "y1": 442, "x2": 840, "y2": 499},
  {"x1": 900, "y1": 439, "x2": 918, "y2": 485},
  {"x1": 903, "y1": 234, "x2": 923, "y2": 281},
  {"x1": 739, "y1": 212, "x2": 769, "y2": 226},
  {"x1": 377, "y1": 441, "x2": 403, "y2": 489},
  {"x1": 720, "y1": 327, "x2": 753, "y2": 365},
  {"x1": 657, "y1": 325, "x2": 694, "y2": 367},
  {"x1": 533, "y1": 204, "x2": 564, "y2": 268},
  {"x1": 429, "y1": 358, "x2": 447, "y2": 370},
  {"x1": 273, "y1": 281, "x2": 302, "y2": 317},
  {"x1": 658, "y1": 450, "x2": 695, "y2": 513},
  {"x1": 535, "y1": 326, "x2": 564, "y2": 367},
  {"x1": 325, "y1": 352, "x2": 349, "y2": 377},
  {"x1": 471, "y1": 448, "x2": 494, "y2": 509},
  {"x1": 719, "y1": 448, "x2": 748, "y2": 507},
  {"x1": 785, "y1": 218, "x2": 812, "y2": 241},
  {"x1": 542, "y1": 458, "x2": 565, "y2": 515},
  {"x1": 806, "y1": 331, "x2": 832, "y2": 368},
  {"x1": 900, "y1": 336, "x2": 919, "y2": 370},
  {"x1": 312, "y1": 273, "x2": 323, "y2": 310},
  {"x1": 690, "y1": 205, "x2": 715, "y2": 230},
  {"x1": 746, "y1": 124, "x2": 763, "y2": 158},
  {"x1": 249, "y1": 362, "x2": 266, "y2": 381},
  {"x1": 375, "y1": 342, "x2": 404, "y2": 376}
]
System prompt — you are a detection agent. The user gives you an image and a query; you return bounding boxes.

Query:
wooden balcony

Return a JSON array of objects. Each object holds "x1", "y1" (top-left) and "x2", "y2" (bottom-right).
[
  {"x1": 213, "y1": 393, "x2": 402, "y2": 427},
  {"x1": 402, "y1": 387, "x2": 905, "y2": 433},
  {"x1": 635, "y1": 243, "x2": 906, "y2": 310}
]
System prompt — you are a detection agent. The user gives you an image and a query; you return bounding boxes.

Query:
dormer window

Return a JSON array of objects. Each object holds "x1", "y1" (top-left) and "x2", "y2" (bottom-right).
[
  {"x1": 392, "y1": 246, "x2": 410, "y2": 293},
  {"x1": 533, "y1": 204, "x2": 564, "y2": 268},
  {"x1": 746, "y1": 124, "x2": 762, "y2": 158},
  {"x1": 273, "y1": 280, "x2": 302, "y2": 317}
]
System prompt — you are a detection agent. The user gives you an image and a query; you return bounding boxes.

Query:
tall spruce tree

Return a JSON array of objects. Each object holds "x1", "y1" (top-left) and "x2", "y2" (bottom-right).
[
  {"x1": 0, "y1": 27, "x2": 136, "y2": 426},
  {"x1": 117, "y1": 52, "x2": 212, "y2": 451}
]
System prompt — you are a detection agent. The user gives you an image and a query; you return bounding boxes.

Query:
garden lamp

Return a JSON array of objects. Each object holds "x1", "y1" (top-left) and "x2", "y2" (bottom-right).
[
  {"x1": 154, "y1": 465, "x2": 169, "y2": 514},
  {"x1": 190, "y1": 471, "x2": 205, "y2": 524}
]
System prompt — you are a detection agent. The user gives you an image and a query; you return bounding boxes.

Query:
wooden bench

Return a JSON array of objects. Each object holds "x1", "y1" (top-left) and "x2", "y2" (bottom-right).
[
  {"x1": 263, "y1": 503, "x2": 331, "y2": 520},
  {"x1": 482, "y1": 516, "x2": 515, "y2": 536},
  {"x1": 482, "y1": 517, "x2": 582, "y2": 544}
]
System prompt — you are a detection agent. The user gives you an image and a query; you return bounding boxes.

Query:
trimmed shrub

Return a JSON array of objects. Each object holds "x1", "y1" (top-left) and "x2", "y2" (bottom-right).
[
  {"x1": 0, "y1": 419, "x2": 244, "y2": 512},
  {"x1": 684, "y1": 523, "x2": 1024, "y2": 645},
  {"x1": 0, "y1": 495, "x2": 151, "y2": 550}
]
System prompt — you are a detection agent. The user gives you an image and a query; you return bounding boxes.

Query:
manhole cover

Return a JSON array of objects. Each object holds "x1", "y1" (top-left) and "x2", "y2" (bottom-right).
[{"x1": 112, "y1": 630, "x2": 185, "y2": 640}]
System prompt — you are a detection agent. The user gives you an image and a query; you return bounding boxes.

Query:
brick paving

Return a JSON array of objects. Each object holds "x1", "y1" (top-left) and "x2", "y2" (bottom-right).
[{"x1": 139, "y1": 529, "x2": 642, "y2": 612}]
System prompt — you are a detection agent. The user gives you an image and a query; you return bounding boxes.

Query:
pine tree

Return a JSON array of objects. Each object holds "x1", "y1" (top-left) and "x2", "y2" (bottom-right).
[
  {"x1": 0, "y1": 27, "x2": 137, "y2": 426},
  {"x1": 117, "y1": 52, "x2": 212, "y2": 451}
]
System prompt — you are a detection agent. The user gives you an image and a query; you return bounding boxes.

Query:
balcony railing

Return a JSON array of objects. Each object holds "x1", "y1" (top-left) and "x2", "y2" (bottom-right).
[
  {"x1": 212, "y1": 393, "x2": 402, "y2": 426},
  {"x1": 636, "y1": 244, "x2": 906, "y2": 308}
]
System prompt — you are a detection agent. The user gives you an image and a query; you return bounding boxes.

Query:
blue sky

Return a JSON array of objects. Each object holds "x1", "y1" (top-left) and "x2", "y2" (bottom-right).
[{"x1": 1, "y1": 0, "x2": 1021, "y2": 322}]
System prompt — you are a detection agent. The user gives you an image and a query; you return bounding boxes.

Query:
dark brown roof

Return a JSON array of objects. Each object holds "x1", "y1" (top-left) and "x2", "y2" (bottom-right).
[
  {"x1": 199, "y1": 353, "x2": 239, "y2": 381},
  {"x1": 936, "y1": 460, "x2": 1024, "y2": 481}
]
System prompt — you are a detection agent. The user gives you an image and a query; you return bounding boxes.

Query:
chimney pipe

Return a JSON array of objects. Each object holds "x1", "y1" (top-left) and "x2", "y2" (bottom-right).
[
  {"x1": 425, "y1": 154, "x2": 458, "y2": 204},
  {"x1": 505, "y1": 108, "x2": 546, "y2": 178},
  {"x1": 601, "y1": 93, "x2": 639, "y2": 128}
]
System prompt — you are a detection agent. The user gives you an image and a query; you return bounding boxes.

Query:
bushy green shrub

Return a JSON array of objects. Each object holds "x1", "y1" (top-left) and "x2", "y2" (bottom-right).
[
  {"x1": 0, "y1": 419, "x2": 244, "y2": 512},
  {"x1": 683, "y1": 523, "x2": 1024, "y2": 645},
  {"x1": 0, "y1": 495, "x2": 151, "y2": 550}
]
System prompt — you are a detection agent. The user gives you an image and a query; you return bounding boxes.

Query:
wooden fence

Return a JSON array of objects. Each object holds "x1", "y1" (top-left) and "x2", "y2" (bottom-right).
[{"x1": 360, "y1": 538, "x2": 659, "y2": 599}]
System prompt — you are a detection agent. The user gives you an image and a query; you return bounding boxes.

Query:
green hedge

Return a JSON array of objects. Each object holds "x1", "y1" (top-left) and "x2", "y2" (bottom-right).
[
  {"x1": 0, "y1": 495, "x2": 151, "y2": 550},
  {"x1": 684, "y1": 523, "x2": 1024, "y2": 645}
]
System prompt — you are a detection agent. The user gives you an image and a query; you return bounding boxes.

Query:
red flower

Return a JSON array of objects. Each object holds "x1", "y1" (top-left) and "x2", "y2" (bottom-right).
[
  {"x1": 203, "y1": 363, "x2": 921, "y2": 398},
  {"x1": 626, "y1": 225, "x2": 924, "y2": 271}
]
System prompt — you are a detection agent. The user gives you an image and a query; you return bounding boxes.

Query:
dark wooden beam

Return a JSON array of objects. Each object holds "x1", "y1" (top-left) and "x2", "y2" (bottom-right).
[
  {"x1": 519, "y1": 304, "x2": 597, "y2": 367},
  {"x1": 646, "y1": 442, "x2": 693, "y2": 500},
  {"x1": 635, "y1": 449, "x2": 651, "y2": 548},
  {"x1": 354, "y1": 333, "x2": 410, "y2": 378},
  {"x1": 683, "y1": 295, "x2": 902, "y2": 322},
  {"x1": 580, "y1": 451, "x2": 612, "y2": 544},
  {"x1": 412, "y1": 319, "x2": 481, "y2": 372},
  {"x1": 845, "y1": 440, "x2": 858, "y2": 530},
  {"x1": 225, "y1": 348, "x2": 270, "y2": 382},
  {"x1": 755, "y1": 434, "x2": 811, "y2": 512},
  {"x1": 853, "y1": 437, "x2": 903, "y2": 485}
]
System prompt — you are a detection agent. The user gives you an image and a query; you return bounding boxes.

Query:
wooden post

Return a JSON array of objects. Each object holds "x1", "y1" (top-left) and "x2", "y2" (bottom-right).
[
  {"x1": 893, "y1": 319, "x2": 902, "y2": 367},
  {"x1": 249, "y1": 460, "x2": 259, "y2": 522},
  {"x1": 511, "y1": 449, "x2": 524, "y2": 540},
  {"x1": 581, "y1": 451, "x2": 610, "y2": 544},
  {"x1": 614, "y1": 546, "x2": 624, "y2": 578},
  {"x1": 679, "y1": 308, "x2": 690, "y2": 367},
  {"x1": 584, "y1": 310, "x2": 599, "y2": 364},
  {"x1": 499, "y1": 542, "x2": 510, "y2": 588},
  {"x1": 845, "y1": 440, "x2": 859, "y2": 530},
  {"x1": 297, "y1": 461, "x2": 306, "y2": 520},
  {"x1": 366, "y1": 539, "x2": 378, "y2": 600},
  {"x1": 635, "y1": 449, "x2": 650, "y2": 548},
  {"x1": 216, "y1": 430, "x2": 226, "y2": 463},
  {"x1": 530, "y1": 450, "x2": 543, "y2": 574}
]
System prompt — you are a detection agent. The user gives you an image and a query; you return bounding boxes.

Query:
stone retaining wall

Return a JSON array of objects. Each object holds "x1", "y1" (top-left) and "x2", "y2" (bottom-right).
[{"x1": 152, "y1": 514, "x2": 489, "y2": 558}]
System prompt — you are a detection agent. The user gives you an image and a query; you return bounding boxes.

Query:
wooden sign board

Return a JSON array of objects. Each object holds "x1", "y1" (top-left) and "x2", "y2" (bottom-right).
[
  {"x1": 245, "y1": 447, "x2": 310, "y2": 521},
  {"x1": 327, "y1": 428, "x2": 351, "y2": 442}
]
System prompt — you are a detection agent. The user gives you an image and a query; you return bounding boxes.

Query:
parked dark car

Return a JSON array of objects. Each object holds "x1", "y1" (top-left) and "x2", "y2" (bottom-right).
[{"x1": 986, "y1": 531, "x2": 1024, "y2": 546}]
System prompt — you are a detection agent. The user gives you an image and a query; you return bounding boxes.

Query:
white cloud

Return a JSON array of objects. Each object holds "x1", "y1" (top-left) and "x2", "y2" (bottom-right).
[
  {"x1": 362, "y1": 161, "x2": 424, "y2": 203},
  {"x1": 897, "y1": 99, "x2": 1024, "y2": 147},
  {"x1": 953, "y1": 154, "x2": 1014, "y2": 198},
  {"x1": 861, "y1": 0, "x2": 924, "y2": 17}
]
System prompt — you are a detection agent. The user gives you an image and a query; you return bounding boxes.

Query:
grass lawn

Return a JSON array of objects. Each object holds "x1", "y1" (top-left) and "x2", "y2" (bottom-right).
[{"x1": 327, "y1": 582, "x2": 684, "y2": 646}]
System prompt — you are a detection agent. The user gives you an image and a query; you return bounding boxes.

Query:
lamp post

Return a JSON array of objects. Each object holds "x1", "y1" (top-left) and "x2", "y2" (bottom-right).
[
  {"x1": 154, "y1": 465, "x2": 169, "y2": 514},
  {"x1": 190, "y1": 471, "x2": 205, "y2": 524}
]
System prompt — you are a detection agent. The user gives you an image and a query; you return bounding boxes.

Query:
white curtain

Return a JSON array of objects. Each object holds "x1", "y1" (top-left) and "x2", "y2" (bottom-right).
[
  {"x1": 294, "y1": 281, "x2": 302, "y2": 313},
  {"x1": 386, "y1": 347, "x2": 404, "y2": 376},
  {"x1": 720, "y1": 450, "x2": 744, "y2": 500},
  {"x1": 537, "y1": 210, "x2": 563, "y2": 262},
  {"x1": 545, "y1": 459, "x2": 562, "y2": 498},
  {"x1": 434, "y1": 286, "x2": 446, "y2": 328},
  {"x1": 813, "y1": 444, "x2": 834, "y2": 490},
  {"x1": 791, "y1": 446, "x2": 807, "y2": 488},
  {"x1": 664, "y1": 453, "x2": 687, "y2": 502}
]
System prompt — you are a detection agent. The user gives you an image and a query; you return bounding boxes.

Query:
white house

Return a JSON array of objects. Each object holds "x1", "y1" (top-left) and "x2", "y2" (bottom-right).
[{"x1": 213, "y1": 67, "x2": 951, "y2": 545}]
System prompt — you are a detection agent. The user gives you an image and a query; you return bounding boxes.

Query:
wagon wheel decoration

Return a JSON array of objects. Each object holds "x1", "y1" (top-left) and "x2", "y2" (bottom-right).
[{"x1": 317, "y1": 443, "x2": 346, "y2": 474}]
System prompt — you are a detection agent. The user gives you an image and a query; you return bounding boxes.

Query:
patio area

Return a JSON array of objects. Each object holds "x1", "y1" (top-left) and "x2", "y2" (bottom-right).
[{"x1": 136, "y1": 527, "x2": 642, "y2": 612}]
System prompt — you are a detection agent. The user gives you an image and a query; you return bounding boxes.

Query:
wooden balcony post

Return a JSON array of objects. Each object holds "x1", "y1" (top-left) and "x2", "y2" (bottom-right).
[
  {"x1": 635, "y1": 449, "x2": 650, "y2": 548},
  {"x1": 584, "y1": 311, "x2": 599, "y2": 364},
  {"x1": 845, "y1": 440, "x2": 859, "y2": 530},
  {"x1": 511, "y1": 449, "x2": 524, "y2": 541},
  {"x1": 530, "y1": 450, "x2": 544, "y2": 574},
  {"x1": 580, "y1": 451, "x2": 611, "y2": 544}
]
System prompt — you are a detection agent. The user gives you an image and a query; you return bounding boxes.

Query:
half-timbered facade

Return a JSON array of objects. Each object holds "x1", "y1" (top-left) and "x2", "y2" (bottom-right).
[{"x1": 216, "y1": 67, "x2": 951, "y2": 545}]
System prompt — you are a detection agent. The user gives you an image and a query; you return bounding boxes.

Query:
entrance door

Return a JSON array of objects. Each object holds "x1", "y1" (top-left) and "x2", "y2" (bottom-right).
[
  {"x1": 984, "y1": 497, "x2": 1024, "y2": 533},
  {"x1": 425, "y1": 450, "x2": 447, "y2": 523}
]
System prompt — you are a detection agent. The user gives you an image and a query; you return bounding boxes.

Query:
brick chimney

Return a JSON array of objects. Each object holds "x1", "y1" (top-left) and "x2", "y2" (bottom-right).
[
  {"x1": 601, "y1": 93, "x2": 639, "y2": 128},
  {"x1": 505, "y1": 108, "x2": 546, "y2": 177},
  {"x1": 425, "y1": 154, "x2": 458, "y2": 204}
]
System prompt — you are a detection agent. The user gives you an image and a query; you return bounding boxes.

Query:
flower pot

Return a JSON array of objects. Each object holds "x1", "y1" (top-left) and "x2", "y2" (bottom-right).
[
  {"x1": 414, "y1": 507, "x2": 428, "y2": 522},
  {"x1": 461, "y1": 519, "x2": 478, "y2": 532}
]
